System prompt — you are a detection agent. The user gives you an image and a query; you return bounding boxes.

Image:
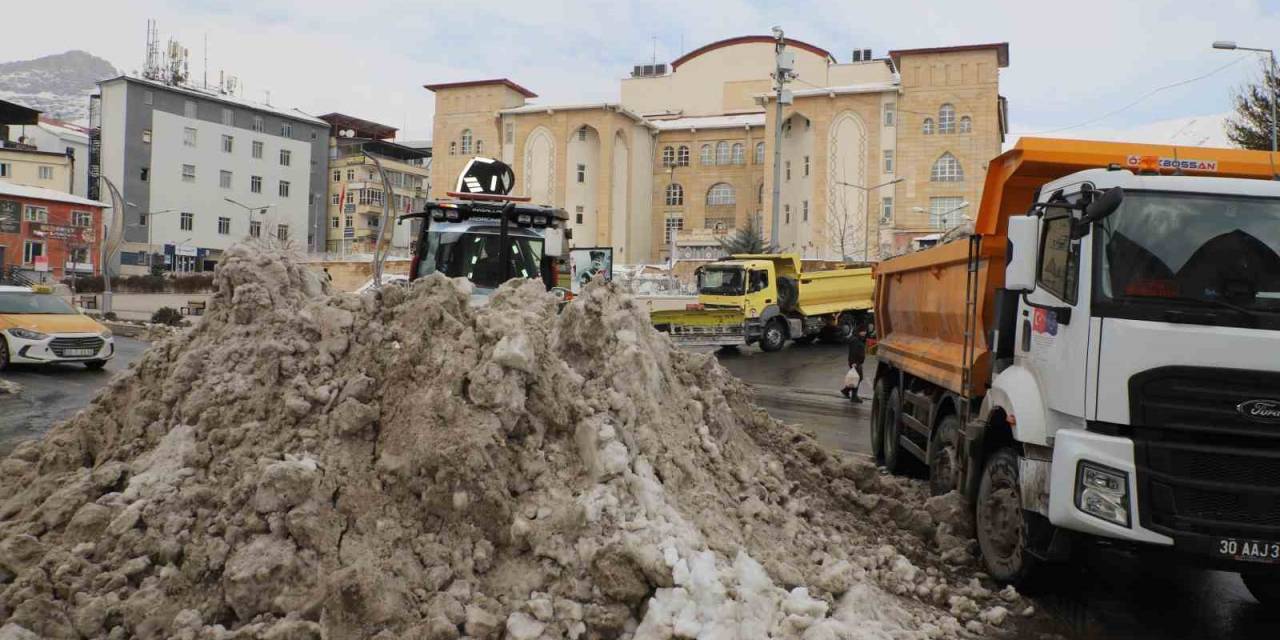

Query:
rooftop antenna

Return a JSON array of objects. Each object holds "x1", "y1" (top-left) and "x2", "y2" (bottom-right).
[
  {"x1": 652, "y1": 35, "x2": 657, "y2": 64},
  {"x1": 143, "y1": 19, "x2": 162, "y2": 81},
  {"x1": 203, "y1": 33, "x2": 208, "y2": 90},
  {"x1": 265, "y1": 89, "x2": 271, "y2": 106}
]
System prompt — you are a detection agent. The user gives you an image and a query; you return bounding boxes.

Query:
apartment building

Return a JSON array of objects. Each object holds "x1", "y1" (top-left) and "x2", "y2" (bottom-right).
[
  {"x1": 94, "y1": 75, "x2": 329, "y2": 274},
  {"x1": 3, "y1": 116, "x2": 89, "y2": 196}
]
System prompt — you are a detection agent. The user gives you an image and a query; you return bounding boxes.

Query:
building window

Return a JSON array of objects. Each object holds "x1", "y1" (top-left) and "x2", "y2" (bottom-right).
[
  {"x1": 755, "y1": 142, "x2": 766, "y2": 164},
  {"x1": 252, "y1": 116, "x2": 264, "y2": 132},
  {"x1": 281, "y1": 122, "x2": 293, "y2": 138},
  {"x1": 221, "y1": 108, "x2": 234, "y2": 126},
  {"x1": 677, "y1": 145, "x2": 690, "y2": 166},
  {"x1": 661, "y1": 146, "x2": 675, "y2": 167},
  {"x1": 221, "y1": 134, "x2": 233, "y2": 153},
  {"x1": 715, "y1": 141, "x2": 730, "y2": 165},
  {"x1": 68, "y1": 247, "x2": 89, "y2": 264},
  {"x1": 929, "y1": 196, "x2": 966, "y2": 229},
  {"x1": 476, "y1": 140, "x2": 483, "y2": 155},
  {"x1": 344, "y1": 214, "x2": 353, "y2": 228},
  {"x1": 140, "y1": 167, "x2": 150, "y2": 181},
  {"x1": 707, "y1": 182, "x2": 735, "y2": 206},
  {"x1": 700, "y1": 144, "x2": 713, "y2": 165},
  {"x1": 251, "y1": 175, "x2": 262, "y2": 193},
  {"x1": 803, "y1": 155, "x2": 810, "y2": 176},
  {"x1": 244, "y1": 220, "x2": 260, "y2": 238},
  {"x1": 785, "y1": 161, "x2": 791, "y2": 181},
  {"x1": 220, "y1": 170, "x2": 232, "y2": 189},
  {"x1": 784, "y1": 204, "x2": 791, "y2": 224},
  {"x1": 331, "y1": 193, "x2": 340, "y2": 205},
  {"x1": 881, "y1": 196, "x2": 893, "y2": 222},
  {"x1": 38, "y1": 166, "x2": 53, "y2": 180},
  {"x1": 218, "y1": 216, "x2": 231, "y2": 235},
  {"x1": 346, "y1": 169, "x2": 355, "y2": 181},
  {"x1": 276, "y1": 224, "x2": 289, "y2": 242},
  {"x1": 883, "y1": 149, "x2": 894, "y2": 173},
  {"x1": 574, "y1": 127, "x2": 586, "y2": 141},
  {"x1": 24, "y1": 206, "x2": 48, "y2": 222},
  {"x1": 0, "y1": 163, "x2": 8, "y2": 177},
  {"x1": 576, "y1": 164, "x2": 586, "y2": 183},
  {"x1": 182, "y1": 164, "x2": 196, "y2": 182},
  {"x1": 330, "y1": 217, "x2": 339, "y2": 229},
  {"x1": 142, "y1": 129, "x2": 152, "y2": 144},
  {"x1": 184, "y1": 100, "x2": 196, "y2": 118},
  {"x1": 959, "y1": 116, "x2": 972, "y2": 134},
  {"x1": 758, "y1": 183, "x2": 764, "y2": 205},
  {"x1": 664, "y1": 215, "x2": 683, "y2": 243},
  {"x1": 280, "y1": 149, "x2": 291, "y2": 166},
  {"x1": 504, "y1": 122, "x2": 514, "y2": 144},
  {"x1": 72, "y1": 211, "x2": 92, "y2": 227},
  {"x1": 884, "y1": 102, "x2": 896, "y2": 127},
  {"x1": 575, "y1": 205, "x2": 584, "y2": 225},
  {"x1": 144, "y1": 91, "x2": 153, "y2": 105},
  {"x1": 252, "y1": 141, "x2": 263, "y2": 159},
  {"x1": 180, "y1": 212, "x2": 194, "y2": 231},
  {"x1": 731, "y1": 143, "x2": 745, "y2": 165},
  {"x1": 922, "y1": 118, "x2": 934, "y2": 135},
  {"x1": 332, "y1": 170, "x2": 340, "y2": 182},
  {"x1": 183, "y1": 127, "x2": 198, "y2": 147},
  {"x1": 665, "y1": 183, "x2": 684, "y2": 206},
  {"x1": 279, "y1": 180, "x2": 291, "y2": 197},
  {"x1": 138, "y1": 212, "x2": 147, "y2": 226},
  {"x1": 938, "y1": 104, "x2": 956, "y2": 134},
  {"x1": 449, "y1": 141, "x2": 456, "y2": 156},
  {"x1": 930, "y1": 152, "x2": 964, "y2": 182},
  {"x1": 460, "y1": 129, "x2": 473, "y2": 154},
  {"x1": 22, "y1": 240, "x2": 43, "y2": 264},
  {"x1": 802, "y1": 200, "x2": 809, "y2": 221}
]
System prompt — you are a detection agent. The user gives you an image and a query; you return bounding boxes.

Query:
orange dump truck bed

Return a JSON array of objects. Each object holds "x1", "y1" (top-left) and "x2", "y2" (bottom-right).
[{"x1": 873, "y1": 137, "x2": 1280, "y2": 397}]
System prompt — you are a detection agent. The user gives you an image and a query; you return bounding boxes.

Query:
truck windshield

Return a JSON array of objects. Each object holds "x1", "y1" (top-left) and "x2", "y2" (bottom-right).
[
  {"x1": 418, "y1": 229, "x2": 544, "y2": 289},
  {"x1": 699, "y1": 268, "x2": 745, "y2": 296},
  {"x1": 1095, "y1": 191, "x2": 1280, "y2": 328}
]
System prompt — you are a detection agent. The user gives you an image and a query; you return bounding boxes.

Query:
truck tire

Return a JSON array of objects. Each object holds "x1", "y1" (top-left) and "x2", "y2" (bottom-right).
[
  {"x1": 776, "y1": 277, "x2": 799, "y2": 312},
  {"x1": 976, "y1": 447, "x2": 1040, "y2": 586},
  {"x1": 928, "y1": 415, "x2": 961, "y2": 496},
  {"x1": 1242, "y1": 573, "x2": 1280, "y2": 606},
  {"x1": 870, "y1": 379, "x2": 888, "y2": 461},
  {"x1": 881, "y1": 388, "x2": 909, "y2": 473},
  {"x1": 759, "y1": 318, "x2": 787, "y2": 352},
  {"x1": 835, "y1": 313, "x2": 857, "y2": 343}
]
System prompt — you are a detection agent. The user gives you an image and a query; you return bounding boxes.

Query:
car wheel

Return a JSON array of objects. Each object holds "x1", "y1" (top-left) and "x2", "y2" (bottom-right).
[
  {"x1": 759, "y1": 318, "x2": 787, "y2": 352},
  {"x1": 1242, "y1": 573, "x2": 1280, "y2": 606},
  {"x1": 870, "y1": 378, "x2": 888, "y2": 461},
  {"x1": 0, "y1": 336, "x2": 9, "y2": 371},
  {"x1": 84, "y1": 360, "x2": 107, "y2": 370},
  {"x1": 928, "y1": 415, "x2": 962, "y2": 496},
  {"x1": 976, "y1": 447, "x2": 1040, "y2": 586}
]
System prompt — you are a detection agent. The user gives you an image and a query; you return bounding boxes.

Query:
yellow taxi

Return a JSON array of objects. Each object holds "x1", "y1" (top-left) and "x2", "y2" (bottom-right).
[{"x1": 0, "y1": 285, "x2": 114, "y2": 370}]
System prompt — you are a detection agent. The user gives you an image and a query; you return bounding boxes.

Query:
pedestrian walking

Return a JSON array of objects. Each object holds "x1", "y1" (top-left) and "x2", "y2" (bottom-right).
[{"x1": 842, "y1": 319, "x2": 868, "y2": 403}]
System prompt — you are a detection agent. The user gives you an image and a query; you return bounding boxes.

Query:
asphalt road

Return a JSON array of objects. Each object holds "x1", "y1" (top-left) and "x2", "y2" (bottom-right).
[
  {"x1": 0, "y1": 337, "x2": 148, "y2": 455},
  {"x1": 714, "y1": 340, "x2": 1278, "y2": 640}
]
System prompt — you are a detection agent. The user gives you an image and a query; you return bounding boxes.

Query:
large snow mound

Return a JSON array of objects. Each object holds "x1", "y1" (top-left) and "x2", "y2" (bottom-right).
[{"x1": 0, "y1": 247, "x2": 1028, "y2": 638}]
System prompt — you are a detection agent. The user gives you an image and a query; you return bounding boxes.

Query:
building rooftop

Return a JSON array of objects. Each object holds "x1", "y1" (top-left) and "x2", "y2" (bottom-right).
[
  {"x1": 670, "y1": 35, "x2": 835, "y2": 69},
  {"x1": 888, "y1": 42, "x2": 1010, "y2": 68},
  {"x1": 100, "y1": 75, "x2": 329, "y2": 125},
  {"x1": 333, "y1": 138, "x2": 431, "y2": 162},
  {"x1": 319, "y1": 113, "x2": 396, "y2": 140},
  {"x1": 786, "y1": 81, "x2": 900, "y2": 99},
  {"x1": 423, "y1": 78, "x2": 538, "y2": 98},
  {"x1": 499, "y1": 102, "x2": 651, "y2": 126},
  {"x1": 649, "y1": 113, "x2": 766, "y2": 131},
  {"x1": 0, "y1": 98, "x2": 39, "y2": 126},
  {"x1": 0, "y1": 181, "x2": 109, "y2": 207}
]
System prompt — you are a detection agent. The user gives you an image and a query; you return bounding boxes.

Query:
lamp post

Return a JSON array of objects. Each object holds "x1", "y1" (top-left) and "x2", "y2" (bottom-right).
[
  {"x1": 1213, "y1": 40, "x2": 1277, "y2": 154},
  {"x1": 224, "y1": 198, "x2": 275, "y2": 240},
  {"x1": 127, "y1": 203, "x2": 177, "y2": 273},
  {"x1": 913, "y1": 202, "x2": 971, "y2": 232},
  {"x1": 834, "y1": 177, "x2": 904, "y2": 262}
]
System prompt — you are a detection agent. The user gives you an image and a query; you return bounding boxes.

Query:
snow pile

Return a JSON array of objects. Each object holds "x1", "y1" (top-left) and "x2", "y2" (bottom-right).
[{"x1": 0, "y1": 247, "x2": 1028, "y2": 638}]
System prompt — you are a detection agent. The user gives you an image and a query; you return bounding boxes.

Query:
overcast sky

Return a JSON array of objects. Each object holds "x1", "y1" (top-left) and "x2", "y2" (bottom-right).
[{"x1": 4, "y1": 0, "x2": 1278, "y2": 145}]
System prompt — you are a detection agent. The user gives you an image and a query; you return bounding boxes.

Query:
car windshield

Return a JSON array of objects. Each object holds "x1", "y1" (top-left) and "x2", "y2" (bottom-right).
[
  {"x1": 1096, "y1": 191, "x2": 1280, "y2": 327},
  {"x1": 417, "y1": 229, "x2": 544, "y2": 289},
  {"x1": 699, "y1": 267, "x2": 745, "y2": 296},
  {"x1": 0, "y1": 291, "x2": 78, "y2": 314}
]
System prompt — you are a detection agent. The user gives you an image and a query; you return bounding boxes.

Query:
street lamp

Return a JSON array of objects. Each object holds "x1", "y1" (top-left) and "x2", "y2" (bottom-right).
[
  {"x1": 224, "y1": 198, "x2": 275, "y2": 238},
  {"x1": 1213, "y1": 40, "x2": 1278, "y2": 154},
  {"x1": 126, "y1": 202, "x2": 178, "y2": 273},
  {"x1": 913, "y1": 201, "x2": 971, "y2": 230},
  {"x1": 834, "y1": 177, "x2": 904, "y2": 262}
]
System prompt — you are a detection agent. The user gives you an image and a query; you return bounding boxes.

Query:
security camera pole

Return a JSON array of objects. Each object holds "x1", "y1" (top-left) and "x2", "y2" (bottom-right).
[{"x1": 769, "y1": 27, "x2": 795, "y2": 248}]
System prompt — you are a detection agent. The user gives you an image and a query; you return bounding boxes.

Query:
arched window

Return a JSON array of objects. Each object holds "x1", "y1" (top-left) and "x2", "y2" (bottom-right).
[
  {"x1": 449, "y1": 141, "x2": 457, "y2": 155},
  {"x1": 922, "y1": 118, "x2": 934, "y2": 135},
  {"x1": 959, "y1": 116, "x2": 972, "y2": 134},
  {"x1": 665, "y1": 183, "x2": 684, "y2": 206},
  {"x1": 460, "y1": 129, "x2": 473, "y2": 154},
  {"x1": 731, "y1": 143, "x2": 745, "y2": 165},
  {"x1": 715, "y1": 141, "x2": 731, "y2": 165},
  {"x1": 757, "y1": 183, "x2": 764, "y2": 205},
  {"x1": 700, "y1": 144, "x2": 713, "y2": 165},
  {"x1": 938, "y1": 104, "x2": 956, "y2": 134},
  {"x1": 677, "y1": 145, "x2": 690, "y2": 166},
  {"x1": 707, "y1": 182, "x2": 735, "y2": 206},
  {"x1": 661, "y1": 146, "x2": 675, "y2": 167},
  {"x1": 476, "y1": 140, "x2": 483, "y2": 154},
  {"x1": 930, "y1": 152, "x2": 964, "y2": 182},
  {"x1": 754, "y1": 142, "x2": 766, "y2": 164}
]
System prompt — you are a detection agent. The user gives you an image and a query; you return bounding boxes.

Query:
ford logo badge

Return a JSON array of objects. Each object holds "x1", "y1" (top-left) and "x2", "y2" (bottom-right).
[{"x1": 1237, "y1": 399, "x2": 1280, "y2": 423}]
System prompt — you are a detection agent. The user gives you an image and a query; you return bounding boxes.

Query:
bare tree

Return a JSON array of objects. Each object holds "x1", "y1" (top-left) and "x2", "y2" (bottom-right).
[{"x1": 827, "y1": 184, "x2": 865, "y2": 261}]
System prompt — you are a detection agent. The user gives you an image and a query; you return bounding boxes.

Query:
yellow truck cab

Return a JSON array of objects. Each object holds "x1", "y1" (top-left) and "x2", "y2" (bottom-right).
[
  {"x1": 0, "y1": 285, "x2": 114, "y2": 370},
  {"x1": 653, "y1": 253, "x2": 873, "y2": 352}
]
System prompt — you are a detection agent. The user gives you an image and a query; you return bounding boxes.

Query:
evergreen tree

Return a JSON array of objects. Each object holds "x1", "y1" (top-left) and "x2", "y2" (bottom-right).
[
  {"x1": 718, "y1": 217, "x2": 777, "y2": 256},
  {"x1": 1226, "y1": 60, "x2": 1278, "y2": 151}
]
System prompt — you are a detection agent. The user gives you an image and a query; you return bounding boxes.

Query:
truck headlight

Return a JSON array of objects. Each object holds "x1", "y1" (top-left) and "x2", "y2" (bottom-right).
[
  {"x1": 1076, "y1": 462, "x2": 1130, "y2": 527},
  {"x1": 8, "y1": 327, "x2": 48, "y2": 341}
]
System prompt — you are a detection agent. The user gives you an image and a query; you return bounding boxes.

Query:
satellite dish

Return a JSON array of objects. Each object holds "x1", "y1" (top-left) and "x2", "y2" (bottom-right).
[{"x1": 454, "y1": 157, "x2": 515, "y2": 195}]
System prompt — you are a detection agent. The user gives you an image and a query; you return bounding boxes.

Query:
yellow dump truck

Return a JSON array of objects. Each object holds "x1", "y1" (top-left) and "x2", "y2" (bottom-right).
[{"x1": 651, "y1": 254, "x2": 873, "y2": 351}]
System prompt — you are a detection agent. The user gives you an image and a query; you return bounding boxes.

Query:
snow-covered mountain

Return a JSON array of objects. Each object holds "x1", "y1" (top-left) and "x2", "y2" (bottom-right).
[{"x1": 0, "y1": 50, "x2": 117, "y2": 124}]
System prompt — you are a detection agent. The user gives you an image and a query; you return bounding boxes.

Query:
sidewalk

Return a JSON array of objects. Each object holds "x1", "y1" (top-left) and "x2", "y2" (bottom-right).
[{"x1": 65, "y1": 292, "x2": 211, "y2": 323}]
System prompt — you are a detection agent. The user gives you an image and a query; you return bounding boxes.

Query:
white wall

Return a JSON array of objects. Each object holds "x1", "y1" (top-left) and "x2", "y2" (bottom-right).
[
  {"x1": 609, "y1": 131, "x2": 628, "y2": 258},
  {"x1": 628, "y1": 125, "x2": 654, "y2": 262},
  {"x1": 99, "y1": 82, "x2": 127, "y2": 205},
  {"x1": 564, "y1": 126, "x2": 600, "y2": 246},
  {"x1": 148, "y1": 110, "x2": 312, "y2": 252},
  {"x1": 523, "y1": 127, "x2": 555, "y2": 205},
  {"x1": 779, "y1": 115, "x2": 817, "y2": 256}
]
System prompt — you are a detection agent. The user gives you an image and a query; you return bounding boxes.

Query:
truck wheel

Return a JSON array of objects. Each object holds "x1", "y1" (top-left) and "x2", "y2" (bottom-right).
[
  {"x1": 928, "y1": 415, "x2": 961, "y2": 496},
  {"x1": 836, "y1": 313, "x2": 857, "y2": 343},
  {"x1": 759, "y1": 319, "x2": 787, "y2": 352},
  {"x1": 870, "y1": 379, "x2": 887, "y2": 461},
  {"x1": 1242, "y1": 573, "x2": 1280, "y2": 606},
  {"x1": 881, "y1": 388, "x2": 909, "y2": 473},
  {"x1": 976, "y1": 447, "x2": 1039, "y2": 586}
]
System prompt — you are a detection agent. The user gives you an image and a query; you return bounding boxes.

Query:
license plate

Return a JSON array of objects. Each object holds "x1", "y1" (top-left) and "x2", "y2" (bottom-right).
[
  {"x1": 63, "y1": 348, "x2": 95, "y2": 357},
  {"x1": 1216, "y1": 537, "x2": 1280, "y2": 564}
]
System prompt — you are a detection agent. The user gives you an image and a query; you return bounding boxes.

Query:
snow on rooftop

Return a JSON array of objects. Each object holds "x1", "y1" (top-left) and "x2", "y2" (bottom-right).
[
  {"x1": 650, "y1": 113, "x2": 766, "y2": 131},
  {"x1": 0, "y1": 181, "x2": 109, "y2": 207},
  {"x1": 105, "y1": 75, "x2": 328, "y2": 126}
]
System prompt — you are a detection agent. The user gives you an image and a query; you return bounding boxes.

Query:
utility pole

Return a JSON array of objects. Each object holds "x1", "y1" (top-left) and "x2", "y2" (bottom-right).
[{"x1": 769, "y1": 27, "x2": 795, "y2": 250}]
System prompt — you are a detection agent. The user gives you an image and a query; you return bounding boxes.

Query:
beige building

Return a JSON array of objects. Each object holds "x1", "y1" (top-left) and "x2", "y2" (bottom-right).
[
  {"x1": 426, "y1": 37, "x2": 1007, "y2": 263},
  {"x1": 0, "y1": 145, "x2": 75, "y2": 195},
  {"x1": 319, "y1": 113, "x2": 431, "y2": 254}
]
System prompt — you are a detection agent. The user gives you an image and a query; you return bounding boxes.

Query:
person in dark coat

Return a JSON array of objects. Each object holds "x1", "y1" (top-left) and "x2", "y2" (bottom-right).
[{"x1": 843, "y1": 320, "x2": 868, "y2": 403}]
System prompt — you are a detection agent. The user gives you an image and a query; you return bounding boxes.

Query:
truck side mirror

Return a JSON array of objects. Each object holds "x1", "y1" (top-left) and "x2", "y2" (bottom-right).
[
  {"x1": 1082, "y1": 186, "x2": 1124, "y2": 224},
  {"x1": 1006, "y1": 215, "x2": 1038, "y2": 292}
]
